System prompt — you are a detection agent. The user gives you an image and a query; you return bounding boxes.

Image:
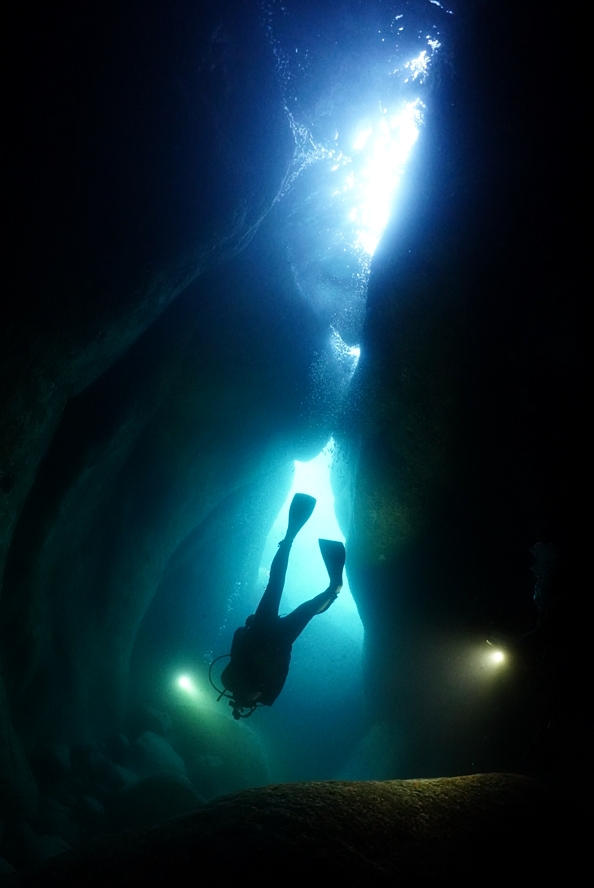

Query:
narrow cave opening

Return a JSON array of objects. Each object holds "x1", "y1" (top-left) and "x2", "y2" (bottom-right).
[{"x1": 127, "y1": 0, "x2": 448, "y2": 787}]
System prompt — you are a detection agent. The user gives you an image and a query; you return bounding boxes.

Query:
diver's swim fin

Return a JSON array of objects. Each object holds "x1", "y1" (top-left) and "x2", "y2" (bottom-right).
[
  {"x1": 286, "y1": 493, "x2": 316, "y2": 540},
  {"x1": 319, "y1": 539, "x2": 346, "y2": 589}
]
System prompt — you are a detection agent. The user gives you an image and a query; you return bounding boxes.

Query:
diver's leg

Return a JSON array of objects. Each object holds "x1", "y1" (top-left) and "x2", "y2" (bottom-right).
[
  {"x1": 278, "y1": 539, "x2": 346, "y2": 643},
  {"x1": 279, "y1": 586, "x2": 340, "y2": 645},
  {"x1": 254, "y1": 494, "x2": 317, "y2": 624},
  {"x1": 254, "y1": 539, "x2": 291, "y2": 623}
]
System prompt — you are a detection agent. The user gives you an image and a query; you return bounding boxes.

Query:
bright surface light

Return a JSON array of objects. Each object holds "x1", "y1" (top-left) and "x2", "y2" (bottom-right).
[
  {"x1": 342, "y1": 100, "x2": 422, "y2": 255},
  {"x1": 353, "y1": 127, "x2": 372, "y2": 151},
  {"x1": 405, "y1": 51, "x2": 430, "y2": 82},
  {"x1": 488, "y1": 649, "x2": 505, "y2": 665}
]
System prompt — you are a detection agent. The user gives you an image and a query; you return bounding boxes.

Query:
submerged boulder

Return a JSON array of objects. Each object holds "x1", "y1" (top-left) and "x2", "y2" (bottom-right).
[
  {"x1": 130, "y1": 733, "x2": 187, "y2": 780},
  {"x1": 14, "y1": 774, "x2": 572, "y2": 884},
  {"x1": 166, "y1": 703, "x2": 270, "y2": 801},
  {"x1": 108, "y1": 773, "x2": 203, "y2": 833}
]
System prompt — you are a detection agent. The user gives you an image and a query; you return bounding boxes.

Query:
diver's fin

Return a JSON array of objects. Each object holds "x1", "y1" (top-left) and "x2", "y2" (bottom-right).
[
  {"x1": 286, "y1": 493, "x2": 316, "y2": 540},
  {"x1": 319, "y1": 539, "x2": 346, "y2": 589}
]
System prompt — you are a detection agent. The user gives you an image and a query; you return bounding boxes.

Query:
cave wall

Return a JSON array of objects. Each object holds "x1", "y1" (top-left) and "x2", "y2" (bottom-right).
[
  {"x1": 2, "y1": 232, "x2": 332, "y2": 752},
  {"x1": 1, "y1": 0, "x2": 315, "y2": 814},
  {"x1": 341, "y1": 0, "x2": 588, "y2": 779},
  {"x1": 3, "y1": 0, "x2": 293, "y2": 576}
]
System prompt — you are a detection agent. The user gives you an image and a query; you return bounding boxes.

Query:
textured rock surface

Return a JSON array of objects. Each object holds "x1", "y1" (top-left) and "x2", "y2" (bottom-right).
[{"x1": 11, "y1": 774, "x2": 573, "y2": 884}]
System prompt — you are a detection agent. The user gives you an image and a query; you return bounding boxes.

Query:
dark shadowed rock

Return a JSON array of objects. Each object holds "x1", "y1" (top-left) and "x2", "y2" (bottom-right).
[
  {"x1": 0, "y1": 822, "x2": 70, "y2": 871},
  {"x1": 72, "y1": 797, "x2": 105, "y2": 834},
  {"x1": 337, "y1": 0, "x2": 588, "y2": 784},
  {"x1": 104, "y1": 736, "x2": 130, "y2": 767},
  {"x1": 92, "y1": 762, "x2": 138, "y2": 795},
  {"x1": 0, "y1": 689, "x2": 38, "y2": 821},
  {"x1": 130, "y1": 733, "x2": 187, "y2": 780},
  {"x1": 127, "y1": 707, "x2": 173, "y2": 741},
  {"x1": 13, "y1": 774, "x2": 573, "y2": 884},
  {"x1": 0, "y1": 857, "x2": 15, "y2": 874},
  {"x1": 35, "y1": 800, "x2": 80, "y2": 849},
  {"x1": 1, "y1": 0, "x2": 294, "y2": 764},
  {"x1": 29, "y1": 748, "x2": 71, "y2": 794},
  {"x1": 108, "y1": 773, "x2": 203, "y2": 833},
  {"x1": 167, "y1": 703, "x2": 270, "y2": 800},
  {"x1": 70, "y1": 743, "x2": 107, "y2": 782}
]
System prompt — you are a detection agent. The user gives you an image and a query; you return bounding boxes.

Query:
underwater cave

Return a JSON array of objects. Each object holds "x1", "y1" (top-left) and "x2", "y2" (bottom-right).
[{"x1": 1, "y1": 0, "x2": 588, "y2": 880}]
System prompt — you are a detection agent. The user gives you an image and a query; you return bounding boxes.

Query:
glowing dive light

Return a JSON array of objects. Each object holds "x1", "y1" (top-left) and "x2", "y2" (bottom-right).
[
  {"x1": 485, "y1": 640, "x2": 506, "y2": 667},
  {"x1": 176, "y1": 674, "x2": 197, "y2": 695}
]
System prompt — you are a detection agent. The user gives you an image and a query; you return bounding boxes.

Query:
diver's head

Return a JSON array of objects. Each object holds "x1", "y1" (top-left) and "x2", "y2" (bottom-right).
[
  {"x1": 231, "y1": 688, "x2": 262, "y2": 707},
  {"x1": 229, "y1": 691, "x2": 261, "y2": 720}
]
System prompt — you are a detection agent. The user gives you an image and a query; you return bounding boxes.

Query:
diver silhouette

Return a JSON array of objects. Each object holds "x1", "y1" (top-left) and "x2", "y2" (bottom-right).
[{"x1": 219, "y1": 493, "x2": 346, "y2": 719}]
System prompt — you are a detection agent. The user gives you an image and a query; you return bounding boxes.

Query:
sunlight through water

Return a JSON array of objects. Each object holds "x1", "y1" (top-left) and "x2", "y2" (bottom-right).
[
  {"x1": 345, "y1": 101, "x2": 422, "y2": 255},
  {"x1": 256, "y1": 1, "x2": 446, "y2": 637},
  {"x1": 261, "y1": 439, "x2": 363, "y2": 642}
]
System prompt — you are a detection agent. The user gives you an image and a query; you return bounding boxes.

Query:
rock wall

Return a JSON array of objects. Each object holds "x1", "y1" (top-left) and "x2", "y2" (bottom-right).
[
  {"x1": 2, "y1": 0, "x2": 304, "y2": 814},
  {"x1": 340, "y1": 0, "x2": 588, "y2": 780}
]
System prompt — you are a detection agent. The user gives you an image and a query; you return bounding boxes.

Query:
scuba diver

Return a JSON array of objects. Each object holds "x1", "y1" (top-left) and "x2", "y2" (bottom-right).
[{"x1": 218, "y1": 493, "x2": 346, "y2": 719}]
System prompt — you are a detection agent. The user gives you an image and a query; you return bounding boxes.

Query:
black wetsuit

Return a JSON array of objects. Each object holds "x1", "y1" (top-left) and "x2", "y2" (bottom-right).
[{"x1": 222, "y1": 539, "x2": 337, "y2": 708}]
